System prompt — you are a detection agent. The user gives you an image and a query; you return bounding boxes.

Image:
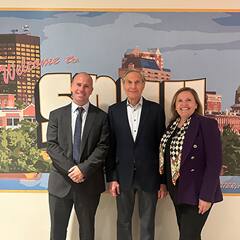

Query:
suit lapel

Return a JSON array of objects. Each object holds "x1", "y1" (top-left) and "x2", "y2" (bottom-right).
[
  {"x1": 63, "y1": 104, "x2": 73, "y2": 149},
  {"x1": 79, "y1": 104, "x2": 96, "y2": 158},
  {"x1": 135, "y1": 98, "x2": 148, "y2": 144},
  {"x1": 181, "y1": 114, "x2": 200, "y2": 166},
  {"x1": 121, "y1": 100, "x2": 135, "y2": 143}
]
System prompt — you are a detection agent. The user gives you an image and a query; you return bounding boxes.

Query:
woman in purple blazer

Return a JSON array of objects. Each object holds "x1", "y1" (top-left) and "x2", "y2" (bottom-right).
[{"x1": 159, "y1": 87, "x2": 223, "y2": 240}]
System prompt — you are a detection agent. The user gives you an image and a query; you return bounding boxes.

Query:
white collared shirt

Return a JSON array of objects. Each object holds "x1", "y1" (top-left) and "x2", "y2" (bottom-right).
[
  {"x1": 127, "y1": 97, "x2": 143, "y2": 141},
  {"x1": 71, "y1": 101, "x2": 89, "y2": 143}
]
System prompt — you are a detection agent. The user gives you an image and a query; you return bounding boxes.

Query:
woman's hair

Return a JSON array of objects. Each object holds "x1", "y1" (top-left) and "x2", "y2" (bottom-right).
[{"x1": 170, "y1": 87, "x2": 203, "y2": 120}]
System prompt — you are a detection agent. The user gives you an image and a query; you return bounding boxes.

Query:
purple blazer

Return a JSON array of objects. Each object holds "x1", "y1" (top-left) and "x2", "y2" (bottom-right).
[{"x1": 176, "y1": 113, "x2": 223, "y2": 205}]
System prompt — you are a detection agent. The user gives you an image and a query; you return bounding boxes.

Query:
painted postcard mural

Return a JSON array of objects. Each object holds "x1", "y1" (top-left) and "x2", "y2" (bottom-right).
[{"x1": 0, "y1": 11, "x2": 239, "y2": 193}]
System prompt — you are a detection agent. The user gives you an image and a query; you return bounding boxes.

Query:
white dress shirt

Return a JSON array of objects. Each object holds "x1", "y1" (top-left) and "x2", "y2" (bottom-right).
[{"x1": 127, "y1": 97, "x2": 143, "y2": 141}]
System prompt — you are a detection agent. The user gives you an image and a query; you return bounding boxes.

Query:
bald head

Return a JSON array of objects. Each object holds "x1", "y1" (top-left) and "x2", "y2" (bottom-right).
[
  {"x1": 71, "y1": 72, "x2": 93, "y2": 106},
  {"x1": 72, "y1": 72, "x2": 93, "y2": 85}
]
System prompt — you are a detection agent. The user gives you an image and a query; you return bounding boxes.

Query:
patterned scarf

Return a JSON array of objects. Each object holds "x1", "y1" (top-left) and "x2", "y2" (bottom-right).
[{"x1": 159, "y1": 117, "x2": 191, "y2": 185}]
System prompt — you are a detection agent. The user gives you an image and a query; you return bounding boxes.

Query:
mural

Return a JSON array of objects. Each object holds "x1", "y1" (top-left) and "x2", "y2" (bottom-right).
[{"x1": 0, "y1": 11, "x2": 239, "y2": 193}]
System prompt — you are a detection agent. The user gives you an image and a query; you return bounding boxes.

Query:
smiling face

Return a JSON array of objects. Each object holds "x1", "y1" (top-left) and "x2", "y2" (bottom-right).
[
  {"x1": 71, "y1": 73, "x2": 93, "y2": 106},
  {"x1": 175, "y1": 90, "x2": 198, "y2": 120},
  {"x1": 123, "y1": 71, "x2": 145, "y2": 106}
]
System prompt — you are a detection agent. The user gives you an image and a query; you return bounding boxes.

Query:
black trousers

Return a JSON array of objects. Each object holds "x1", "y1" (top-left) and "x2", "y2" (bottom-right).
[
  {"x1": 116, "y1": 185, "x2": 158, "y2": 240},
  {"x1": 174, "y1": 204, "x2": 211, "y2": 240},
  {"x1": 49, "y1": 189, "x2": 100, "y2": 240}
]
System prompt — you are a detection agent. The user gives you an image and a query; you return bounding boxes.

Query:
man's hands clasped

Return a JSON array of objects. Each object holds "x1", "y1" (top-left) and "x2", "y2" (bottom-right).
[{"x1": 68, "y1": 165, "x2": 85, "y2": 183}]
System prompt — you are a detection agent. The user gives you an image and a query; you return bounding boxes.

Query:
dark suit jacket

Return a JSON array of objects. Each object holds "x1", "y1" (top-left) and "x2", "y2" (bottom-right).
[
  {"x1": 174, "y1": 113, "x2": 223, "y2": 205},
  {"x1": 47, "y1": 103, "x2": 109, "y2": 198},
  {"x1": 105, "y1": 98, "x2": 166, "y2": 192}
]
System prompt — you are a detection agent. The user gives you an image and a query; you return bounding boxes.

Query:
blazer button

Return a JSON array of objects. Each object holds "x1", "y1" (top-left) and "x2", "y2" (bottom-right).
[
  {"x1": 191, "y1": 156, "x2": 195, "y2": 160},
  {"x1": 190, "y1": 168, "x2": 195, "y2": 172},
  {"x1": 193, "y1": 144, "x2": 198, "y2": 149}
]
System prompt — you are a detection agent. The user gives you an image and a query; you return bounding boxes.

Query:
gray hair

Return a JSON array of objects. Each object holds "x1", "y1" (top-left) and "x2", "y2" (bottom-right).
[{"x1": 122, "y1": 69, "x2": 145, "y2": 83}]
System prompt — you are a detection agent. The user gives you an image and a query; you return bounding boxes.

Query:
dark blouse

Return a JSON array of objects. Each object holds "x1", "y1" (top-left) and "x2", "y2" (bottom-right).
[{"x1": 164, "y1": 127, "x2": 181, "y2": 204}]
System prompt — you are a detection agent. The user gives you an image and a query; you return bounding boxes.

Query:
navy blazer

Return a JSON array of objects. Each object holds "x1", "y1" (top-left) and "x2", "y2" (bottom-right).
[
  {"x1": 105, "y1": 98, "x2": 166, "y2": 192},
  {"x1": 173, "y1": 113, "x2": 223, "y2": 205}
]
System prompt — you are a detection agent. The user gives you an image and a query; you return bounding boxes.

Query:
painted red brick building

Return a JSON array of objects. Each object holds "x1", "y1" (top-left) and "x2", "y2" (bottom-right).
[
  {"x1": 118, "y1": 48, "x2": 171, "y2": 81},
  {"x1": 205, "y1": 86, "x2": 240, "y2": 134},
  {"x1": 0, "y1": 94, "x2": 15, "y2": 108},
  {"x1": 0, "y1": 94, "x2": 35, "y2": 128},
  {"x1": 205, "y1": 91, "x2": 222, "y2": 114},
  {"x1": 207, "y1": 114, "x2": 240, "y2": 134}
]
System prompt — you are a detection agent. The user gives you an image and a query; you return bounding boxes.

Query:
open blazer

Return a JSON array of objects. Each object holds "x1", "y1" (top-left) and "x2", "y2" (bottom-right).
[
  {"x1": 106, "y1": 98, "x2": 166, "y2": 192},
  {"x1": 47, "y1": 103, "x2": 109, "y2": 197}
]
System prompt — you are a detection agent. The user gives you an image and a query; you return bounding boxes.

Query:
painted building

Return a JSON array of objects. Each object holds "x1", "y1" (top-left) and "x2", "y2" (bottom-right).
[
  {"x1": 118, "y1": 47, "x2": 171, "y2": 81},
  {"x1": 0, "y1": 33, "x2": 41, "y2": 105},
  {"x1": 231, "y1": 85, "x2": 240, "y2": 114},
  {"x1": 205, "y1": 91, "x2": 222, "y2": 114},
  {"x1": 0, "y1": 94, "x2": 15, "y2": 108},
  {"x1": 207, "y1": 114, "x2": 240, "y2": 134},
  {"x1": 0, "y1": 94, "x2": 35, "y2": 128},
  {"x1": 205, "y1": 86, "x2": 240, "y2": 134}
]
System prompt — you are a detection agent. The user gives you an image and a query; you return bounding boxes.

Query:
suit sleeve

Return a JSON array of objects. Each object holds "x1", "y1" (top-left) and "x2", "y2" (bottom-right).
[
  {"x1": 199, "y1": 118, "x2": 222, "y2": 202},
  {"x1": 158, "y1": 104, "x2": 166, "y2": 140},
  {"x1": 158, "y1": 104, "x2": 166, "y2": 185},
  {"x1": 105, "y1": 107, "x2": 118, "y2": 182},
  {"x1": 78, "y1": 113, "x2": 110, "y2": 178},
  {"x1": 47, "y1": 110, "x2": 75, "y2": 175}
]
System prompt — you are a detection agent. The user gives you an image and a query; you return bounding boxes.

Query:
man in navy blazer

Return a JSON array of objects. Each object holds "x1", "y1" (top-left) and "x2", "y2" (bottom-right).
[{"x1": 105, "y1": 70, "x2": 167, "y2": 240}]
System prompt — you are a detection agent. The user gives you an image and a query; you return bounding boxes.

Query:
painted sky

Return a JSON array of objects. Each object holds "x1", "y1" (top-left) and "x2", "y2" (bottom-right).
[{"x1": 0, "y1": 11, "x2": 240, "y2": 109}]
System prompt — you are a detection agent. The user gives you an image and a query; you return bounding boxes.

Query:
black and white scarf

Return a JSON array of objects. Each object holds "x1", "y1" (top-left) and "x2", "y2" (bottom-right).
[{"x1": 159, "y1": 117, "x2": 191, "y2": 185}]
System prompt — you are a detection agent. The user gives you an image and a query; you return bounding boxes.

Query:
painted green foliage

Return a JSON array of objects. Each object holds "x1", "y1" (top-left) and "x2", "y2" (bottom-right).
[
  {"x1": 221, "y1": 125, "x2": 240, "y2": 176},
  {"x1": 0, "y1": 120, "x2": 50, "y2": 173},
  {"x1": 1, "y1": 120, "x2": 239, "y2": 175}
]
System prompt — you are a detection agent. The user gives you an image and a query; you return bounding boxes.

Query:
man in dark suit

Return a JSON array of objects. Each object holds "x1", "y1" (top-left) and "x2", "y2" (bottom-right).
[
  {"x1": 47, "y1": 72, "x2": 109, "y2": 240},
  {"x1": 105, "y1": 70, "x2": 167, "y2": 240}
]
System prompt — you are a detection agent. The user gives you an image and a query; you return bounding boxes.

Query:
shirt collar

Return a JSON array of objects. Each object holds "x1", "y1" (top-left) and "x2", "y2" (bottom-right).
[
  {"x1": 127, "y1": 97, "x2": 143, "y2": 109},
  {"x1": 72, "y1": 101, "x2": 90, "y2": 113}
]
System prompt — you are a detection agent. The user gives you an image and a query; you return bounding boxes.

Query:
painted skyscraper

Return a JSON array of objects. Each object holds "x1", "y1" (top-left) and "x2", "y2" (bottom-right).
[{"x1": 0, "y1": 32, "x2": 41, "y2": 105}]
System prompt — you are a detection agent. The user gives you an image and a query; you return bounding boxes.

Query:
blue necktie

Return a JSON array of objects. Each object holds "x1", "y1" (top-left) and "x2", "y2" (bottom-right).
[{"x1": 73, "y1": 107, "x2": 84, "y2": 164}]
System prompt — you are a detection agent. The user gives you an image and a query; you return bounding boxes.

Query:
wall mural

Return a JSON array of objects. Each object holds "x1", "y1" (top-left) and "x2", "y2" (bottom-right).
[{"x1": 0, "y1": 11, "x2": 239, "y2": 193}]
